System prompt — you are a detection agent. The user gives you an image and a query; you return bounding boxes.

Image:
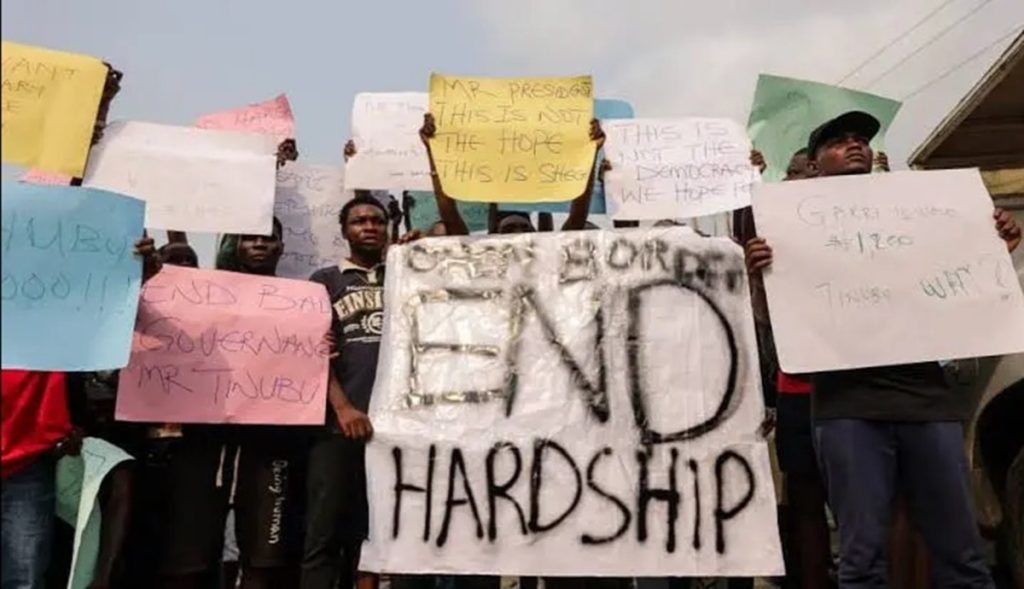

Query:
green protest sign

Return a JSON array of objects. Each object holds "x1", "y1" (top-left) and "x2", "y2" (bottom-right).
[
  {"x1": 56, "y1": 438, "x2": 134, "y2": 589},
  {"x1": 406, "y1": 191, "x2": 489, "y2": 233},
  {"x1": 747, "y1": 74, "x2": 902, "y2": 182}
]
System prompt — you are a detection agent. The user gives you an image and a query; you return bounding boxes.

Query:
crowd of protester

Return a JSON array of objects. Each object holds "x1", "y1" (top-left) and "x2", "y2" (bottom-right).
[{"x1": 2, "y1": 59, "x2": 1021, "y2": 589}]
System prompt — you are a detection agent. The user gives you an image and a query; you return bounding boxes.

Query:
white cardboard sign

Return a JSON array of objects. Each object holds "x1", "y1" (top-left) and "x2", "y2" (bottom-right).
[
  {"x1": 363, "y1": 228, "x2": 783, "y2": 576},
  {"x1": 603, "y1": 118, "x2": 760, "y2": 220},
  {"x1": 274, "y1": 162, "x2": 353, "y2": 280},
  {"x1": 753, "y1": 168, "x2": 1024, "y2": 373},
  {"x1": 84, "y1": 121, "x2": 278, "y2": 234},
  {"x1": 344, "y1": 92, "x2": 433, "y2": 192}
]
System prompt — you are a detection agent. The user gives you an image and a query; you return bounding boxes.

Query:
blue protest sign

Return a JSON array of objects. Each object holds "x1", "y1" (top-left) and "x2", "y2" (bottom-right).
[{"x1": 1, "y1": 183, "x2": 145, "y2": 370}]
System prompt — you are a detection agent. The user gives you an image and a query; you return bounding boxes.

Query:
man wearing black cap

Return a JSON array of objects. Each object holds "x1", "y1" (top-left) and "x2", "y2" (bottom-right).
[{"x1": 746, "y1": 111, "x2": 1021, "y2": 588}]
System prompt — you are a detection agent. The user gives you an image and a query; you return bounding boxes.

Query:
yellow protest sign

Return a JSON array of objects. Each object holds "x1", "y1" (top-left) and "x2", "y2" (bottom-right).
[
  {"x1": 428, "y1": 73, "x2": 596, "y2": 202},
  {"x1": 2, "y1": 41, "x2": 108, "y2": 176}
]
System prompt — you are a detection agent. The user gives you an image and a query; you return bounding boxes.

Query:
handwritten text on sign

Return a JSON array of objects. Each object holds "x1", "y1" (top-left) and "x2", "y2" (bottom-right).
[
  {"x1": 603, "y1": 118, "x2": 760, "y2": 220},
  {"x1": 115, "y1": 265, "x2": 331, "y2": 425},
  {"x1": 194, "y1": 93, "x2": 295, "y2": 142},
  {"x1": 275, "y1": 162, "x2": 353, "y2": 280},
  {"x1": 1, "y1": 42, "x2": 108, "y2": 176},
  {"x1": 363, "y1": 228, "x2": 783, "y2": 576},
  {"x1": 428, "y1": 74, "x2": 596, "y2": 203},
  {"x1": 84, "y1": 121, "x2": 279, "y2": 234},
  {"x1": 1, "y1": 183, "x2": 144, "y2": 371},
  {"x1": 345, "y1": 92, "x2": 433, "y2": 191},
  {"x1": 754, "y1": 169, "x2": 1024, "y2": 373}
]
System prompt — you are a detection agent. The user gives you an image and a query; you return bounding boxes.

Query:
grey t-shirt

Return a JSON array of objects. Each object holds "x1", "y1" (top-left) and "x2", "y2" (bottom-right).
[{"x1": 812, "y1": 362, "x2": 966, "y2": 422}]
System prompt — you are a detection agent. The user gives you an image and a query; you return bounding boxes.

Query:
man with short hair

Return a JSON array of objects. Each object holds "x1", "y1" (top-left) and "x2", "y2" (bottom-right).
[
  {"x1": 302, "y1": 195, "x2": 396, "y2": 589},
  {"x1": 157, "y1": 218, "x2": 309, "y2": 589},
  {"x1": 746, "y1": 111, "x2": 1021, "y2": 589}
]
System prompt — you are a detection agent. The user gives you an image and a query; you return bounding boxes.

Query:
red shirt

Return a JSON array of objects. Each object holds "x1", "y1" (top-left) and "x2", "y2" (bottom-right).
[
  {"x1": 777, "y1": 370, "x2": 812, "y2": 395},
  {"x1": 1, "y1": 370, "x2": 71, "y2": 478}
]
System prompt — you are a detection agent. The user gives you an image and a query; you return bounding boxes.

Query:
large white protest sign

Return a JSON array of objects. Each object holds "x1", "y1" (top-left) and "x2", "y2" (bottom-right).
[
  {"x1": 363, "y1": 228, "x2": 783, "y2": 576},
  {"x1": 275, "y1": 162, "x2": 353, "y2": 280},
  {"x1": 753, "y1": 169, "x2": 1024, "y2": 373},
  {"x1": 603, "y1": 118, "x2": 760, "y2": 220},
  {"x1": 84, "y1": 121, "x2": 278, "y2": 234},
  {"x1": 345, "y1": 92, "x2": 433, "y2": 192}
]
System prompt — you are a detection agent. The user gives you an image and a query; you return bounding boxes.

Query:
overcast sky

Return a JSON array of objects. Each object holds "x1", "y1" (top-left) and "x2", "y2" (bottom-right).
[{"x1": 3, "y1": 0, "x2": 1022, "y2": 260}]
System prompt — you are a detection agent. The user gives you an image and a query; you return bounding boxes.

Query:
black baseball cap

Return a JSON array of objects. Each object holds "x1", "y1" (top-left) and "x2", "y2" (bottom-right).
[{"x1": 807, "y1": 111, "x2": 881, "y2": 158}]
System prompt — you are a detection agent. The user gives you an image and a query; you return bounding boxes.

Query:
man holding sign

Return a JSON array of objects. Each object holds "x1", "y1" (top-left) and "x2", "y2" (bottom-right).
[
  {"x1": 144, "y1": 218, "x2": 325, "y2": 589},
  {"x1": 747, "y1": 111, "x2": 1021, "y2": 588}
]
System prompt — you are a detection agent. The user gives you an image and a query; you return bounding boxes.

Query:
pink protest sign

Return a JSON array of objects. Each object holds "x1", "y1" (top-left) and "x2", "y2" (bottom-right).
[
  {"x1": 21, "y1": 169, "x2": 73, "y2": 185},
  {"x1": 194, "y1": 93, "x2": 295, "y2": 142},
  {"x1": 115, "y1": 265, "x2": 331, "y2": 425}
]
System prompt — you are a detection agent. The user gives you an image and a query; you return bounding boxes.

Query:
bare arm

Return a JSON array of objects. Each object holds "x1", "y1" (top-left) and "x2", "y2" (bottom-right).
[
  {"x1": 419, "y1": 114, "x2": 469, "y2": 236},
  {"x1": 327, "y1": 369, "x2": 373, "y2": 439},
  {"x1": 90, "y1": 464, "x2": 133, "y2": 589},
  {"x1": 561, "y1": 119, "x2": 605, "y2": 231}
]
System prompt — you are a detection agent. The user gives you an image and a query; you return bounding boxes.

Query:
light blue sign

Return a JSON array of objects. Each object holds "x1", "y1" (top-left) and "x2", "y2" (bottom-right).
[
  {"x1": 1, "y1": 183, "x2": 145, "y2": 370},
  {"x1": 499, "y1": 98, "x2": 635, "y2": 215}
]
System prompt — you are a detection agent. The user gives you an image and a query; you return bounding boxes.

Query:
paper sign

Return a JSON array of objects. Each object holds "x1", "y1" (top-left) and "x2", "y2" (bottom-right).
[
  {"x1": 56, "y1": 437, "x2": 133, "y2": 589},
  {"x1": 83, "y1": 121, "x2": 278, "y2": 233},
  {"x1": 428, "y1": 74, "x2": 596, "y2": 203},
  {"x1": 275, "y1": 162, "x2": 353, "y2": 279},
  {"x1": 21, "y1": 168, "x2": 73, "y2": 185},
  {"x1": 500, "y1": 98, "x2": 635, "y2": 215},
  {"x1": 406, "y1": 190, "x2": 489, "y2": 234},
  {"x1": 753, "y1": 169, "x2": 1024, "y2": 372},
  {"x1": 1, "y1": 183, "x2": 144, "y2": 370},
  {"x1": 362, "y1": 228, "x2": 783, "y2": 575},
  {"x1": 345, "y1": 92, "x2": 433, "y2": 192},
  {"x1": 115, "y1": 265, "x2": 332, "y2": 424},
  {"x1": 747, "y1": 74, "x2": 901, "y2": 183},
  {"x1": 603, "y1": 118, "x2": 760, "y2": 221},
  {"x1": 1, "y1": 42, "x2": 108, "y2": 176},
  {"x1": 194, "y1": 93, "x2": 295, "y2": 142}
]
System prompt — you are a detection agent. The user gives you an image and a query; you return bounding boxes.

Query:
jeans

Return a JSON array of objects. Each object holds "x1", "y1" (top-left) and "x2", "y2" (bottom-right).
[
  {"x1": 1, "y1": 458, "x2": 55, "y2": 589},
  {"x1": 815, "y1": 419, "x2": 994, "y2": 589}
]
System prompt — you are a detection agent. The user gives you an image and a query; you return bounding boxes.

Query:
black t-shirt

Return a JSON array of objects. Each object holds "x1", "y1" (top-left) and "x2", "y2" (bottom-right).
[
  {"x1": 812, "y1": 362, "x2": 965, "y2": 422},
  {"x1": 310, "y1": 262, "x2": 385, "y2": 415}
]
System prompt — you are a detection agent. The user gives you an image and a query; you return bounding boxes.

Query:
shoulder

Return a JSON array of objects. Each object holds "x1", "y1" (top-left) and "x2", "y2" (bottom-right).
[{"x1": 309, "y1": 266, "x2": 341, "y2": 285}]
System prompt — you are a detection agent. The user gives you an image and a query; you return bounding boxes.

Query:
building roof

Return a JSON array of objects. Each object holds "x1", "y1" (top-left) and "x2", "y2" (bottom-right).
[{"x1": 909, "y1": 31, "x2": 1024, "y2": 173}]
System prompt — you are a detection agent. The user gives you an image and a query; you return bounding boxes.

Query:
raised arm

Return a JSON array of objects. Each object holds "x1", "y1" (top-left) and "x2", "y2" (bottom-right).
[
  {"x1": 562, "y1": 119, "x2": 605, "y2": 231},
  {"x1": 419, "y1": 113, "x2": 470, "y2": 236}
]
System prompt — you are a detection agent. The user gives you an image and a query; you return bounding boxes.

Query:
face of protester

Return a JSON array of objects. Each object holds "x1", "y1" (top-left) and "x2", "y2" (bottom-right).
[
  {"x1": 160, "y1": 243, "x2": 199, "y2": 268},
  {"x1": 785, "y1": 153, "x2": 815, "y2": 181},
  {"x1": 497, "y1": 214, "x2": 534, "y2": 234},
  {"x1": 343, "y1": 204, "x2": 389, "y2": 254},
  {"x1": 236, "y1": 227, "x2": 283, "y2": 274},
  {"x1": 427, "y1": 221, "x2": 448, "y2": 237},
  {"x1": 811, "y1": 131, "x2": 873, "y2": 177}
]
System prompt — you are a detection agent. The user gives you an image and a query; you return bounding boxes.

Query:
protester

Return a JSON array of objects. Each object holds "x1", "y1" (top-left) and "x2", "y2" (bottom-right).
[
  {"x1": 418, "y1": 113, "x2": 605, "y2": 235},
  {"x1": 1, "y1": 61, "x2": 153, "y2": 589},
  {"x1": 157, "y1": 242, "x2": 199, "y2": 268},
  {"x1": 745, "y1": 110, "x2": 1021, "y2": 588},
  {"x1": 303, "y1": 196, "x2": 390, "y2": 589},
  {"x1": 154, "y1": 218, "x2": 309, "y2": 589},
  {"x1": 737, "y1": 147, "x2": 830, "y2": 589}
]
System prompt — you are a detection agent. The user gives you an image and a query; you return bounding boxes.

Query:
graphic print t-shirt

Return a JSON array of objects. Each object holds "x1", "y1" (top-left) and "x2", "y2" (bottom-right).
[{"x1": 310, "y1": 261, "x2": 385, "y2": 415}]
